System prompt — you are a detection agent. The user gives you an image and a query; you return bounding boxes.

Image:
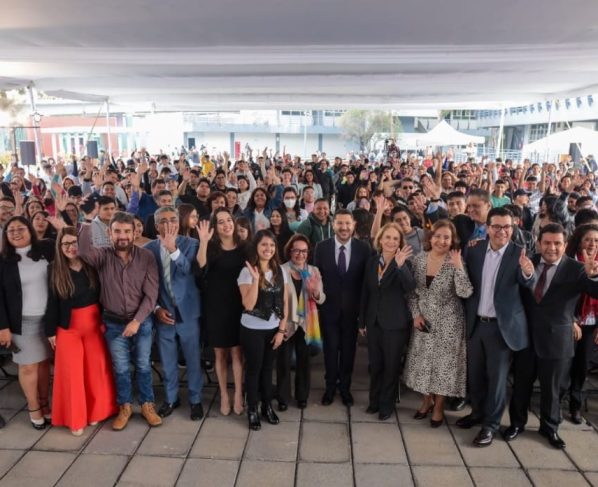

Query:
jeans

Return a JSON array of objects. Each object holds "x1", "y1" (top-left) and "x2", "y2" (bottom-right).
[{"x1": 104, "y1": 317, "x2": 154, "y2": 405}]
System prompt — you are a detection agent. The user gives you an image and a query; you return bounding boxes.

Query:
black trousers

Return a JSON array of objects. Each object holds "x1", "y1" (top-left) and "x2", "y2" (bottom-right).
[
  {"x1": 367, "y1": 323, "x2": 409, "y2": 415},
  {"x1": 569, "y1": 325, "x2": 597, "y2": 412},
  {"x1": 276, "y1": 328, "x2": 310, "y2": 403},
  {"x1": 240, "y1": 326, "x2": 277, "y2": 408},
  {"x1": 321, "y1": 313, "x2": 358, "y2": 394},
  {"x1": 508, "y1": 346, "x2": 537, "y2": 428},
  {"x1": 467, "y1": 320, "x2": 512, "y2": 432},
  {"x1": 537, "y1": 357, "x2": 571, "y2": 433}
]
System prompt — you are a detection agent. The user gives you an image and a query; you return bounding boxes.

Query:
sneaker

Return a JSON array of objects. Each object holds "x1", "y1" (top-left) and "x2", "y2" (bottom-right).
[
  {"x1": 141, "y1": 402, "x2": 162, "y2": 427},
  {"x1": 112, "y1": 404, "x2": 133, "y2": 431}
]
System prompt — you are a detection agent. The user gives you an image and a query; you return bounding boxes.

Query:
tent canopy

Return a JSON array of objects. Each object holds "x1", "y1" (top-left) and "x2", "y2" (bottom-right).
[
  {"x1": 2, "y1": 0, "x2": 598, "y2": 111},
  {"x1": 522, "y1": 127, "x2": 598, "y2": 158},
  {"x1": 417, "y1": 121, "x2": 485, "y2": 146}
]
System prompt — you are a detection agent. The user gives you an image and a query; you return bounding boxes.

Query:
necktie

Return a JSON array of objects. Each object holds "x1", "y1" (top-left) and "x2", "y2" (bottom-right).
[
  {"x1": 338, "y1": 245, "x2": 347, "y2": 275},
  {"x1": 162, "y1": 248, "x2": 174, "y2": 300},
  {"x1": 533, "y1": 263, "x2": 553, "y2": 303}
]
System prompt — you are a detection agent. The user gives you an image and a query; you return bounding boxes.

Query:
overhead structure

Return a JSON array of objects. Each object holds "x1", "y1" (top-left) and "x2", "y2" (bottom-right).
[
  {"x1": 1, "y1": 0, "x2": 598, "y2": 111},
  {"x1": 416, "y1": 121, "x2": 485, "y2": 146},
  {"x1": 522, "y1": 126, "x2": 598, "y2": 159}
]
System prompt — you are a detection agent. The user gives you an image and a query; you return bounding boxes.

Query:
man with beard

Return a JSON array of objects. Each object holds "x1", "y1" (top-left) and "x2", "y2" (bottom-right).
[{"x1": 79, "y1": 210, "x2": 160, "y2": 431}]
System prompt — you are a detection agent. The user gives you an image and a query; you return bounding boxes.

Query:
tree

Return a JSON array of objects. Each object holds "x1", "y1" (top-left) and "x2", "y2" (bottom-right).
[
  {"x1": 338, "y1": 110, "x2": 397, "y2": 151},
  {"x1": 0, "y1": 90, "x2": 22, "y2": 121}
]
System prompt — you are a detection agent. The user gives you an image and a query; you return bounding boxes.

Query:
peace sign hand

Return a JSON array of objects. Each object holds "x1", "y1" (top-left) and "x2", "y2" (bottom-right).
[
  {"x1": 395, "y1": 245, "x2": 413, "y2": 267},
  {"x1": 582, "y1": 248, "x2": 598, "y2": 277},
  {"x1": 519, "y1": 248, "x2": 534, "y2": 277}
]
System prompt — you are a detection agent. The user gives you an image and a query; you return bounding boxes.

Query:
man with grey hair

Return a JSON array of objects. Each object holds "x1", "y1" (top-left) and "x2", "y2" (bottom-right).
[{"x1": 144, "y1": 206, "x2": 204, "y2": 420}]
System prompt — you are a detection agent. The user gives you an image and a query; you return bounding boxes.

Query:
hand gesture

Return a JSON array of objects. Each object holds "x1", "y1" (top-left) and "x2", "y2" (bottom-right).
[
  {"x1": 92, "y1": 171, "x2": 103, "y2": 189},
  {"x1": 81, "y1": 199, "x2": 99, "y2": 219},
  {"x1": 519, "y1": 248, "x2": 534, "y2": 276},
  {"x1": 573, "y1": 322, "x2": 582, "y2": 342},
  {"x1": 245, "y1": 261, "x2": 260, "y2": 281},
  {"x1": 129, "y1": 172, "x2": 141, "y2": 190},
  {"x1": 449, "y1": 249, "x2": 463, "y2": 270},
  {"x1": 138, "y1": 160, "x2": 149, "y2": 174},
  {"x1": 159, "y1": 223, "x2": 177, "y2": 253},
  {"x1": 155, "y1": 307, "x2": 175, "y2": 325},
  {"x1": 271, "y1": 330, "x2": 284, "y2": 349},
  {"x1": 373, "y1": 194, "x2": 386, "y2": 214},
  {"x1": 582, "y1": 248, "x2": 598, "y2": 277},
  {"x1": 48, "y1": 336, "x2": 56, "y2": 350},
  {"x1": 182, "y1": 168, "x2": 191, "y2": 182},
  {"x1": 122, "y1": 319, "x2": 140, "y2": 337},
  {"x1": 54, "y1": 190, "x2": 68, "y2": 212},
  {"x1": 46, "y1": 215, "x2": 67, "y2": 231},
  {"x1": 306, "y1": 272, "x2": 321, "y2": 296},
  {"x1": 197, "y1": 220, "x2": 213, "y2": 241},
  {"x1": 413, "y1": 315, "x2": 426, "y2": 331},
  {"x1": 395, "y1": 245, "x2": 413, "y2": 267}
]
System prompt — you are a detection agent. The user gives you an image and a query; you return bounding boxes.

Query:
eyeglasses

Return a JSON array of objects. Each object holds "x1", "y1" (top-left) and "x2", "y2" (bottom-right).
[
  {"x1": 61, "y1": 241, "x2": 78, "y2": 248},
  {"x1": 7, "y1": 227, "x2": 27, "y2": 235},
  {"x1": 290, "y1": 249, "x2": 309, "y2": 255},
  {"x1": 489, "y1": 224, "x2": 513, "y2": 233}
]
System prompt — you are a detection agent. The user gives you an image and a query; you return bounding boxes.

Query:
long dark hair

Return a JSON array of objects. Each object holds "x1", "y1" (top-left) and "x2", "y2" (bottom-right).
[
  {"x1": 248, "y1": 229, "x2": 280, "y2": 289},
  {"x1": 1, "y1": 215, "x2": 53, "y2": 263},
  {"x1": 207, "y1": 207, "x2": 242, "y2": 259},
  {"x1": 51, "y1": 227, "x2": 98, "y2": 299},
  {"x1": 281, "y1": 187, "x2": 302, "y2": 221},
  {"x1": 246, "y1": 187, "x2": 270, "y2": 211},
  {"x1": 566, "y1": 223, "x2": 598, "y2": 257},
  {"x1": 31, "y1": 210, "x2": 56, "y2": 240},
  {"x1": 178, "y1": 203, "x2": 199, "y2": 239}
]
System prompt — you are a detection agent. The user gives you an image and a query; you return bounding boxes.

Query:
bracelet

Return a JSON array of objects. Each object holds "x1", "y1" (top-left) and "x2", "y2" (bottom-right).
[{"x1": 277, "y1": 328, "x2": 286, "y2": 334}]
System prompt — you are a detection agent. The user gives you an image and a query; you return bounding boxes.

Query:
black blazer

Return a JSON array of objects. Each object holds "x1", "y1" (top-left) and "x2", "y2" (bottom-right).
[
  {"x1": 523, "y1": 255, "x2": 598, "y2": 359},
  {"x1": 359, "y1": 254, "x2": 416, "y2": 330},
  {"x1": 0, "y1": 240, "x2": 55, "y2": 335},
  {"x1": 314, "y1": 237, "x2": 370, "y2": 326},
  {"x1": 464, "y1": 240, "x2": 533, "y2": 351}
]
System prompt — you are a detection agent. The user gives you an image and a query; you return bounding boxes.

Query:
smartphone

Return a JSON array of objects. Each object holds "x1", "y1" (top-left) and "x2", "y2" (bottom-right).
[{"x1": 80, "y1": 193, "x2": 100, "y2": 214}]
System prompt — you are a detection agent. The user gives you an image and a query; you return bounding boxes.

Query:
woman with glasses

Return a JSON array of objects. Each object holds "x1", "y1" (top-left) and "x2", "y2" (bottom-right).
[
  {"x1": 45, "y1": 227, "x2": 117, "y2": 435},
  {"x1": 277, "y1": 234, "x2": 325, "y2": 410},
  {"x1": 0, "y1": 216, "x2": 54, "y2": 429}
]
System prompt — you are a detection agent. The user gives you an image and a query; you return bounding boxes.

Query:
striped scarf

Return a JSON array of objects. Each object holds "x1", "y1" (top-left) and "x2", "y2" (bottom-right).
[{"x1": 289, "y1": 263, "x2": 322, "y2": 350}]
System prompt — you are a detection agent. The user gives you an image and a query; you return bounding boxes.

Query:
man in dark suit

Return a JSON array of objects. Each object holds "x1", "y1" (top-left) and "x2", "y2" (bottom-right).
[
  {"x1": 314, "y1": 209, "x2": 370, "y2": 406},
  {"x1": 457, "y1": 207, "x2": 535, "y2": 447},
  {"x1": 504, "y1": 223, "x2": 598, "y2": 449}
]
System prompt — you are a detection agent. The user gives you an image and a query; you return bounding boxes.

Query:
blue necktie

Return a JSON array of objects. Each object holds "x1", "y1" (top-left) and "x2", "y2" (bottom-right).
[{"x1": 338, "y1": 245, "x2": 347, "y2": 275}]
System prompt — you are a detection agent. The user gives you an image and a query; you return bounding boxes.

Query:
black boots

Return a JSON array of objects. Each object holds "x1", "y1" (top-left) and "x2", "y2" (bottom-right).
[
  {"x1": 248, "y1": 402, "x2": 280, "y2": 431},
  {"x1": 248, "y1": 407, "x2": 261, "y2": 431},
  {"x1": 261, "y1": 402, "x2": 280, "y2": 425}
]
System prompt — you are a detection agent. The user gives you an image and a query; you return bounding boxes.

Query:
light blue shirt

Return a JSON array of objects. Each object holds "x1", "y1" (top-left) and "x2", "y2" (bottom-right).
[{"x1": 477, "y1": 242, "x2": 508, "y2": 317}]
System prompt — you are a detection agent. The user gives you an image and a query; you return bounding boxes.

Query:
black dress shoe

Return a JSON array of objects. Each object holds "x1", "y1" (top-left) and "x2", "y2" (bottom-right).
[
  {"x1": 261, "y1": 403, "x2": 280, "y2": 425},
  {"x1": 190, "y1": 403, "x2": 204, "y2": 421},
  {"x1": 321, "y1": 391, "x2": 335, "y2": 406},
  {"x1": 297, "y1": 400, "x2": 307, "y2": 409},
  {"x1": 366, "y1": 405, "x2": 379, "y2": 414},
  {"x1": 378, "y1": 411, "x2": 392, "y2": 421},
  {"x1": 570, "y1": 410, "x2": 583, "y2": 425},
  {"x1": 341, "y1": 392, "x2": 354, "y2": 407},
  {"x1": 502, "y1": 425, "x2": 525, "y2": 442},
  {"x1": 539, "y1": 428, "x2": 566, "y2": 449},
  {"x1": 456, "y1": 414, "x2": 482, "y2": 429},
  {"x1": 158, "y1": 399, "x2": 181, "y2": 418},
  {"x1": 413, "y1": 406, "x2": 433, "y2": 420},
  {"x1": 449, "y1": 398, "x2": 467, "y2": 411},
  {"x1": 277, "y1": 400, "x2": 288, "y2": 412},
  {"x1": 248, "y1": 407, "x2": 261, "y2": 431},
  {"x1": 430, "y1": 415, "x2": 444, "y2": 428},
  {"x1": 473, "y1": 428, "x2": 494, "y2": 447}
]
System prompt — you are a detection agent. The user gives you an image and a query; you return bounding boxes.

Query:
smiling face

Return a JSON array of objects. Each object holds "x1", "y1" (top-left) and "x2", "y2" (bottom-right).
[
  {"x1": 215, "y1": 210, "x2": 235, "y2": 239},
  {"x1": 289, "y1": 239, "x2": 309, "y2": 266},
  {"x1": 487, "y1": 215, "x2": 513, "y2": 249},
  {"x1": 379, "y1": 227, "x2": 403, "y2": 255},
  {"x1": 393, "y1": 210, "x2": 412, "y2": 234},
  {"x1": 580, "y1": 230, "x2": 598, "y2": 255},
  {"x1": 538, "y1": 231, "x2": 565, "y2": 264},
  {"x1": 270, "y1": 210, "x2": 282, "y2": 228},
  {"x1": 253, "y1": 190, "x2": 267, "y2": 209},
  {"x1": 333, "y1": 214, "x2": 355, "y2": 244},
  {"x1": 6, "y1": 220, "x2": 32, "y2": 248},
  {"x1": 32, "y1": 213, "x2": 49, "y2": 235},
  {"x1": 109, "y1": 221, "x2": 135, "y2": 251},
  {"x1": 60, "y1": 233, "x2": 79, "y2": 260},
  {"x1": 430, "y1": 226, "x2": 453, "y2": 255},
  {"x1": 256, "y1": 235, "x2": 276, "y2": 261}
]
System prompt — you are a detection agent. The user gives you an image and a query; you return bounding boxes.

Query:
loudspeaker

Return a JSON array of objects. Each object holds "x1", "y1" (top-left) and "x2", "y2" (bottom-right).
[
  {"x1": 86, "y1": 140, "x2": 99, "y2": 159},
  {"x1": 569, "y1": 143, "x2": 582, "y2": 163},
  {"x1": 19, "y1": 141, "x2": 36, "y2": 166}
]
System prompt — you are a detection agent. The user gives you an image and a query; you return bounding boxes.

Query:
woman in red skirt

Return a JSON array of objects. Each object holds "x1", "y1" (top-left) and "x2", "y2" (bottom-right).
[{"x1": 44, "y1": 226, "x2": 117, "y2": 435}]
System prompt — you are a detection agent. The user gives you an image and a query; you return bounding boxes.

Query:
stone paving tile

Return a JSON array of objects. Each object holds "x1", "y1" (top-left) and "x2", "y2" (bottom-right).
[
  {"x1": 156, "y1": 406, "x2": 205, "y2": 433},
  {"x1": 507, "y1": 432, "x2": 576, "y2": 470},
  {"x1": 354, "y1": 464, "x2": 413, "y2": 487},
  {"x1": 299, "y1": 422, "x2": 350, "y2": 463},
  {"x1": 56, "y1": 453, "x2": 129, "y2": 487},
  {"x1": 137, "y1": 430, "x2": 197, "y2": 457},
  {"x1": 0, "y1": 382, "x2": 26, "y2": 410},
  {"x1": 585, "y1": 472, "x2": 598, "y2": 487},
  {"x1": 296, "y1": 462, "x2": 353, "y2": 487},
  {"x1": 468, "y1": 467, "x2": 532, "y2": 487},
  {"x1": 278, "y1": 406, "x2": 302, "y2": 422},
  {"x1": 176, "y1": 458, "x2": 239, "y2": 487},
  {"x1": 351, "y1": 390, "x2": 395, "y2": 423},
  {"x1": 352, "y1": 422, "x2": 407, "y2": 464},
  {"x1": 302, "y1": 392, "x2": 348, "y2": 423},
  {"x1": 401, "y1": 424, "x2": 464, "y2": 466},
  {"x1": 412, "y1": 465, "x2": 473, "y2": 487},
  {"x1": 236, "y1": 460, "x2": 295, "y2": 487},
  {"x1": 117, "y1": 456, "x2": 184, "y2": 487},
  {"x1": 396, "y1": 391, "x2": 429, "y2": 425},
  {"x1": 34, "y1": 424, "x2": 98, "y2": 452},
  {"x1": 0, "y1": 449, "x2": 24, "y2": 477},
  {"x1": 189, "y1": 417, "x2": 248, "y2": 460},
  {"x1": 245, "y1": 421, "x2": 299, "y2": 462},
  {"x1": 449, "y1": 427, "x2": 520, "y2": 468},
  {"x1": 0, "y1": 451, "x2": 76, "y2": 487},
  {"x1": 84, "y1": 416, "x2": 149, "y2": 455},
  {"x1": 560, "y1": 429, "x2": 598, "y2": 472},
  {"x1": 0, "y1": 411, "x2": 49, "y2": 449},
  {"x1": 527, "y1": 469, "x2": 591, "y2": 487}
]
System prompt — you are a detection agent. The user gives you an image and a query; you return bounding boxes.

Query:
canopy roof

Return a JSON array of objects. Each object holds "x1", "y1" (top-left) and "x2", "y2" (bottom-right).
[
  {"x1": 2, "y1": 0, "x2": 598, "y2": 111},
  {"x1": 523, "y1": 127, "x2": 598, "y2": 157},
  {"x1": 416, "y1": 121, "x2": 485, "y2": 146}
]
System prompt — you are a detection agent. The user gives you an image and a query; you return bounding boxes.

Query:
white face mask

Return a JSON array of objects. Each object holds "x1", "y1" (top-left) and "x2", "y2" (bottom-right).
[{"x1": 284, "y1": 199, "x2": 296, "y2": 208}]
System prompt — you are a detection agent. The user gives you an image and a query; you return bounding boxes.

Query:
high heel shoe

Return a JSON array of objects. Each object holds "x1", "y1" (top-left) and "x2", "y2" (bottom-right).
[
  {"x1": 28, "y1": 408, "x2": 46, "y2": 430},
  {"x1": 233, "y1": 400, "x2": 244, "y2": 416},
  {"x1": 220, "y1": 400, "x2": 231, "y2": 417},
  {"x1": 39, "y1": 398, "x2": 51, "y2": 424},
  {"x1": 413, "y1": 405, "x2": 434, "y2": 420},
  {"x1": 247, "y1": 407, "x2": 261, "y2": 431},
  {"x1": 261, "y1": 402, "x2": 280, "y2": 425},
  {"x1": 430, "y1": 413, "x2": 444, "y2": 428}
]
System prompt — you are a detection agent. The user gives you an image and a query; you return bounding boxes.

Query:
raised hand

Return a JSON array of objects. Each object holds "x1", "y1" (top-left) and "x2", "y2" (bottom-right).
[
  {"x1": 519, "y1": 248, "x2": 534, "y2": 276},
  {"x1": 395, "y1": 244, "x2": 413, "y2": 267},
  {"x1": 197, "y1": 220, "x2": 213, "y2": 241},
  {"x1": 582, "y1": 248, "x2": 598, "y2": 277},
  {"x1": 449, "y1": 249, "x2": 464, "y2": 270},
  {"x1": 373, "y1": 194, "x2": 386, "y2": 213},
  {"x1": 159, "y1": 223, "x2": 177, "y2": 253},
  {"x1": 245, "y1": 261, "x2": 260, "y2": 281},
  {"x1": 129, "y1": 172, "x2": 141, "y2": 190},
  {"x1": 46, "y1": 215, "x2": 67, "y2": 231},
  {"x1": 54, "y1": 189, "x2": 68, "y2": 212}
]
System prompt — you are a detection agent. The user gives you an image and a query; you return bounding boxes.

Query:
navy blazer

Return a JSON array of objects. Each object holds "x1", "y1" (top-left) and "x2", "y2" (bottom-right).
[
  {"x1": 464, "y1": 240, "x2": 533, "y2": 351},
  {"x1": 144, "y1": 236, "x2": 201, "y2": 324},
  {"x1": 313, "y1": 237, "x2": 370, "y2": 327},
  {"x1": 523, "y1": 255, "x2": 598, "y2": 360}
]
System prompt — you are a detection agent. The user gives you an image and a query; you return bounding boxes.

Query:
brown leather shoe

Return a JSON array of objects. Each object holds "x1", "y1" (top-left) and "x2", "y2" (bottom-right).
[
  {"x1": 141, "y1": 402, "x2": 162, "y2": 427},
  {"x1": 112, "y1": 404, "x2": 133, "y2": 431}
]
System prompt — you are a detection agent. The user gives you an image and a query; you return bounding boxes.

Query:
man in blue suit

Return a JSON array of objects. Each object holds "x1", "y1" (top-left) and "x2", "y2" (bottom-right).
[{"x1": 145, "y1": 206, "x2": 204, "y2": 420}]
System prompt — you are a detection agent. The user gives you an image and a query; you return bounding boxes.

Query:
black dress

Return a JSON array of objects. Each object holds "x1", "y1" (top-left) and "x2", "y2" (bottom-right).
[{"x1": 201, "y1": 246, "x2": 246, "y2": 348}]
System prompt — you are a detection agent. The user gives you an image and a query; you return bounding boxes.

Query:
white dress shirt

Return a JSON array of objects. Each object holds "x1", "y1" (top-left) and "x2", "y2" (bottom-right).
[
  {"x1": 477, "y1": 242, "x2": 509, "y2": 318},
  {"x1": 334, "y1": 237, "x2": 352, "y2": 269}
]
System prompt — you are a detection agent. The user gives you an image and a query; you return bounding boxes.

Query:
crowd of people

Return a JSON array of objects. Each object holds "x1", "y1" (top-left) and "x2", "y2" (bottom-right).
[{"x1": 0, "y1": 146, "x2": 597, "y2": 450}]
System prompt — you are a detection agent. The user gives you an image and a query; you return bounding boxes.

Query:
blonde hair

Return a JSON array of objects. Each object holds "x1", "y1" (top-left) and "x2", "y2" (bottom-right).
[{"x1": 373, "y1": 222, "x2": 405, "y2": 253}]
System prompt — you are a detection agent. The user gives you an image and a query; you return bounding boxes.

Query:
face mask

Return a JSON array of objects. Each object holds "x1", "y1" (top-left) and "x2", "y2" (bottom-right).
[{"x1": 284, "y1": 199, "x2": 296, "y2": 208}]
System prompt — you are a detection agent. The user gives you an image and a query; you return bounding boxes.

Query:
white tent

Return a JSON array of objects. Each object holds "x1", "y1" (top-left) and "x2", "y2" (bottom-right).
[
  {"x1": 522, "y1": 127, "x2": 598, "y2": 159},
  {"x1": 1, "y1": 0, "x2": 598, "y2": 111},
  {"x1": 416, "y1": 121, "x2": 485, "y2": 146}
]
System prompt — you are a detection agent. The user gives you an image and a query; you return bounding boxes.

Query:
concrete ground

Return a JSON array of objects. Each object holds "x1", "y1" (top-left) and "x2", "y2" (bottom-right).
[{"x1": 1, "y1": 345, "x2": 598, "y2": 487}]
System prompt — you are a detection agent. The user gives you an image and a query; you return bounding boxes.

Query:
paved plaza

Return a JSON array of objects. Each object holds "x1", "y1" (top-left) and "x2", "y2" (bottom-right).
[{"x1": 1, "y1": 345, "x2": 598, "y2": 487}]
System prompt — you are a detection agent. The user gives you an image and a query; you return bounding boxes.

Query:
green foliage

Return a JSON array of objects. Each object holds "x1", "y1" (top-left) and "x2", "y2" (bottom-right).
[{"x1": 338, "y1": 110, "x2": 396, "y2": 151}]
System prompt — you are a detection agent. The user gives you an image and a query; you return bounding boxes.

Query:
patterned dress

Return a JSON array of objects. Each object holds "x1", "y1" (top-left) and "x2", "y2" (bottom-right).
[{"x1": 403, "y1": 252, "x2": 473, "y2": 397}]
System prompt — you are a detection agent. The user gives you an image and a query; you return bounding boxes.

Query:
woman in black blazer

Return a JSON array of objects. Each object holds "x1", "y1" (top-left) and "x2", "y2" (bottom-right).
[
  {"x1": 359, "y1": 222, "x2": 415, "y2": 421},
  {"x1": 0, "y1": 216, "x2": 54, "y2": 430}
]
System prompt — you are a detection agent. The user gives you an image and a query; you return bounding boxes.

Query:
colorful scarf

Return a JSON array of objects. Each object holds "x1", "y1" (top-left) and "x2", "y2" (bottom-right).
[{"x1": 290, "y1": 263, "x2": 322, "y2": 350}]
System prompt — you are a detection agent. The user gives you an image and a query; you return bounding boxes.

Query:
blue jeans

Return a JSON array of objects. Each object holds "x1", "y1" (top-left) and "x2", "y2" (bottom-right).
[{"x1": 104, "y1": 317, "x2": 154, "y2": 405}]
